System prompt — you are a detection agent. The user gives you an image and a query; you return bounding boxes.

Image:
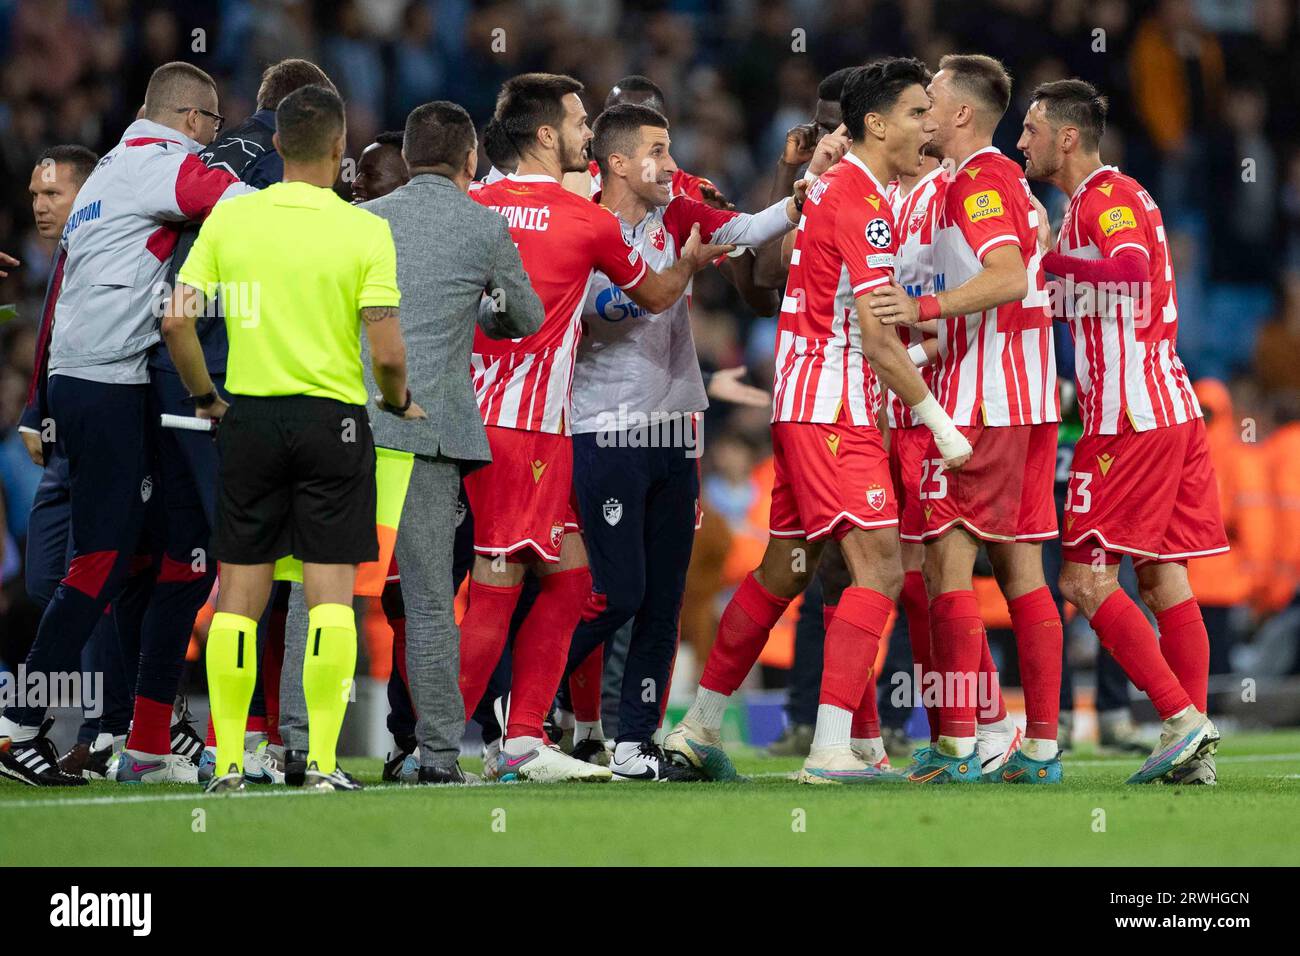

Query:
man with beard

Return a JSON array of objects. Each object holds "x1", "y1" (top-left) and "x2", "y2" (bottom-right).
[{"x1": 461, "y1": 73, "x2": 733, "y2": 782}]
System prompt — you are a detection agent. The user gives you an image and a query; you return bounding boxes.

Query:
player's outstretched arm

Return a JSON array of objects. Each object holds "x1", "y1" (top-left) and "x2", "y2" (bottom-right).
[
  {"x1": 868, "y1": 246, "x2": 1028, "y2": 327},
  {"x1": 623, "y1": 223, "x2": 734, "y2": 314},
  {"x1": 856, "y1": 297, "x2": 971, "y2": 470}
]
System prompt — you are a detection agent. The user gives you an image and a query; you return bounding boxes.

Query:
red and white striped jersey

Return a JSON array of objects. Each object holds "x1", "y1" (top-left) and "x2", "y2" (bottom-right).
[
  {"x1": 772, "y1": 152, "x2": 896, "y2": 425},
  {"x1": 886, "y1": 164, "x2": 947, "y2": 429},
  {"x1": 470, "y1": 174, "x2": 647, "y2": 434},
  {"x1": 929, "y1": 147, "x2": 1059, "y2": 427},
  {"x1": 1054, "y1": 165, "x2": 1200, "y2": 435}
]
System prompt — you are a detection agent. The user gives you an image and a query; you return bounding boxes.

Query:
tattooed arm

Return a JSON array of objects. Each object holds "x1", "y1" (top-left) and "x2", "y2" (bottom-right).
[{"x1": 361, "y1": 305, "x2": 412, "y2": 414}]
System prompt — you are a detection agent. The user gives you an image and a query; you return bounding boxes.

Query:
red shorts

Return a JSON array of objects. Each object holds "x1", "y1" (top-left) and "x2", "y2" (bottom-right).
[
  {"x1": 461, "y1": 426, "x2": 579, "y2": 563},
  {"x1": 888, "y1": 425, "x2": 931, "y2": 540},
  {"x1": 1061, "y1": 418, "x2": 1228, "y2": 565},
  {"x1": 769, "y1": 420, "x2": 897, "y2": 541},
  {"x1": 902, "y1": 421, "x2": 1058, "y2": 543}
]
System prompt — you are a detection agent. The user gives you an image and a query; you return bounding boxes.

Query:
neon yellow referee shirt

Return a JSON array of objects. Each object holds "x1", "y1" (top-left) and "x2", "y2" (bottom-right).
[{"x1": 177, "y1": 180, "x2": 400, "y2": 406}]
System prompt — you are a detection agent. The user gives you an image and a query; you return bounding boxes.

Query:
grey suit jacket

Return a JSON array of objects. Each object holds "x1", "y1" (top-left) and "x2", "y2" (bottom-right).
[{"x1": 360, "y1": 174, "x2": 543, "y2": 469}]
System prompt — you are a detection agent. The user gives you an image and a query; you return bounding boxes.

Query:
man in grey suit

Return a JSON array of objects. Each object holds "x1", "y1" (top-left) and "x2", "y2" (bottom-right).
[{"x1": 359, "y1": 101, "x2": 544, "y2": 784}]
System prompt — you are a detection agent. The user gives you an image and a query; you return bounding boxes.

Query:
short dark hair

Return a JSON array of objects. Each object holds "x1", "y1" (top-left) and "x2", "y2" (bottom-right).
[
  {"x1": 374, "y1": 130, "x2": 404, "y2": 149},
  {"x1": 494, "y1": 73, "x2": 584, "y2": 159},
  {"x1": 1031, "y1": 78, "x2": 1109, "y2": 151},
  {"x1": 142, "y1": 61, "x2": 217, "y2": 120},
  {"x1": 257, "y1": 58, "x2": 336, "y2": 111},
  {"x1": 275, "y1": 84, "x2": 345, "y2": 162},
  {"x1": 591, "y1": 103, "x2": 669, "y2": 177},
  {"x1": 481, "y1": 118, "x2": 519, "y2": 172},
  {"x1": 938, "y1": 53, "x2": 1013, "y2": 122},
  {"x1": 403, "y1": 101, "x2": 476, "y2": 171},
  {"x1": 605, "y1": 75, "x2": 665, "y2": 111},
  {"x1": 840, "y1": 58, "x2": 932, "y2": 141},
  {"x1": 817, "y1": 67, "x2": 859, "y2": 103},
  {"x1": 37, "y1": 144, "x2": 99, "y2": 186}
]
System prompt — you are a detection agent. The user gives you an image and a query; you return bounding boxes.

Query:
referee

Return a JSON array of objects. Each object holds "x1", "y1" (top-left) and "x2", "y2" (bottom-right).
[{"x1": 162, "y1": 85, "x2": 422, "y2": 794}]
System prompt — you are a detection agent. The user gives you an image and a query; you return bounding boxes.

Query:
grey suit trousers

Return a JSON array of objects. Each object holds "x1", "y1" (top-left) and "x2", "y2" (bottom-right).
[{"x1": 278, "y1": 456, "x2": 465, "y2": 769}]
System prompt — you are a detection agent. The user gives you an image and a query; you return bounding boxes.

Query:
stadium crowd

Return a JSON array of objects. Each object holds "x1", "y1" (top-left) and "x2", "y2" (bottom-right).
[{"x1": 1, "y1": 0, "x2": 1299, "y2": 789}]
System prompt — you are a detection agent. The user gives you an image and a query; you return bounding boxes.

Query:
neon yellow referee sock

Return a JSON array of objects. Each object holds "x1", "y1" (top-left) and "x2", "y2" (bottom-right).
[
  {"x1": 303, "y1": 603, "x2": 357, "y2": 776},
  {"x1": 206, "y1": 612, "x2": 259, "y2": 778}
]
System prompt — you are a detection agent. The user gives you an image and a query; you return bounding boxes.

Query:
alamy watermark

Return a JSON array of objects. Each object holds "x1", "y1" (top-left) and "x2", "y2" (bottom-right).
[
  {"x1": 0, "y1": 666, "x2": 104, "y2": 717},
  {"x1": 593, "y1": 405, "x2": 702, "y2": 459}
]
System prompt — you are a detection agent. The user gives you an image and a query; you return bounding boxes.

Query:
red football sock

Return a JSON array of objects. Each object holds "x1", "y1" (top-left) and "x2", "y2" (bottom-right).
[
  {"x1": 819, "y1": 587, "x2": 893, "y2": 713},
  {"x1": 568, "y1": 644, "x2": 604, "y2": 723},
  {"x1": 458, "y1": 579, "x2": 524, "y2": 721},
  {"x1": 931, "y1": 590, "x2": 983, "y2": 738},
  {"x1": 391, "y1": 615, "x2": 409, "y2": 688},
  {"x1": 1156, "y1": 598, "x2": 1209, "y2": 713},
  {"x1": 1008, "y1": 586, "x2": 1063, "y2": 740},
  {"x1": 125, "y1": 695, "x2": 173, "y2": 756},
  {"x1": 205, "y1": 713, "x2": 215, "y2": 748},
  {"x1": 900, "y1": 571, "x2": 937, "y2": 740},
  {"x1": 262, "y1": 610, "x2": 284, "y2": 747},
  {"x1": 507, "y1": 567, "x2": 591, "y2": 740},
  {"x1": 700, "y1": 573, "x2": 792, "y2": 695},
  {"x1": 976, "y1": 638, "x2": 1008, "y2": 724},
  {"x1": 1092, "y1": 590, "x2": 1192, "y2": 719},
  {"x1": 246, "y1": 716, "x2": 267, "y2": 734}
]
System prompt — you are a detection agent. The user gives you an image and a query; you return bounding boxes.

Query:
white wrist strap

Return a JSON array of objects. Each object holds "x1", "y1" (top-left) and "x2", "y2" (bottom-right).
[
  {"x1": 909, "y1": 394, "x2": 970, "y2": 461},
  {"x1": 907, "y1": 343, "x2": 930, "y2": 367}
]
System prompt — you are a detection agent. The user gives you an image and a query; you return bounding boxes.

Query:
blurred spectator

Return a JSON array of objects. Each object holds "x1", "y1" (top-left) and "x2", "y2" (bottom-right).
[{"x1": 1253, "y1": 271, "x2": 1300, "y2": 393}]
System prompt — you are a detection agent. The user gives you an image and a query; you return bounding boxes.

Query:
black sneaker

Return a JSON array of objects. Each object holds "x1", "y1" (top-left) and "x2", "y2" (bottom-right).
[
  {"x1": 59, "y1": 741, "x2": 114, "y2": 779},
  {"x1": 285, "y1": 749, "x2": 308, "y2": 787},
  {"x1": 417, "y1": 763, "x2": 469, "y2": 785},
  {"x1": 169, "y1": 717, "x2": 205, "y2": 766},
  {"x1": 570, "y1": 736, "x2": 609, "y2": 765},
  {"x1": 382, "y1": 734, "x2": 417, "y2": 782},
  {"x1": 0, "y1": 719, "x2": 89, "y2": 787}
]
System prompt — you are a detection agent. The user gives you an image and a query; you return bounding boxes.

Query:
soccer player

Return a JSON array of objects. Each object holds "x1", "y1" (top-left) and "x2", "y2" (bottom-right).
[
  {"x1": 884, "y1": 150, "x2": 1022, "y2": 774},
  {"x1": 868, "y1": 54, "x2": 1065, "y2": 784},
  {"x1": 1018, "y1": 79, "x2": 1223, "y2": 783},
  {"x1": 351, "y1": 131, "x2": 408, "y2": 203},
  {"x1": 666, "y1": 58, "x2": 973, "y2": 785},
  {"x1": 562, "y1": 103, "x2": 801, "y2": 781},
  {"x1": 461, "y1": 73, "x2": 733, "y2": 783},
  {"x1": 0, "y1": 62, "x2": 248, "y2": 787},
  {"x1": 164, "y1": 84, "x2": 419, "y2": 793}
]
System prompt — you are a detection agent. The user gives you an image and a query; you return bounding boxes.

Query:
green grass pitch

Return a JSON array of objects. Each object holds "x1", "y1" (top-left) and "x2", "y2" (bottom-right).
[{"x1": 2, "y1": 730, "x2": 1297, "y2": 866}]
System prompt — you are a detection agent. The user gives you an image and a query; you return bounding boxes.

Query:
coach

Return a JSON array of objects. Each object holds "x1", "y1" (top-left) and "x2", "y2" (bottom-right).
[
  {"x1": 358, "y1": 101, "x2": 543, "y2": 784},
  {"x1": 163, "y1": 85, "x2": 419, "y2": 793}
]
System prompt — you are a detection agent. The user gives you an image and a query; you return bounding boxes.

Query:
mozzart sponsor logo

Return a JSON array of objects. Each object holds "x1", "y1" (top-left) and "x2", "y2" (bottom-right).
[
  {"x1": 0, "y1": 666, "x2": 103, "y2": 716},
  {"x1": 49, "y1": 886, "x2": 152, "y2": 936}
]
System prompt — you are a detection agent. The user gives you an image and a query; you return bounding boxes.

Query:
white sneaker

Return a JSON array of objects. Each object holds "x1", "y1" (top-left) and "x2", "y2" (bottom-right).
[
  {"x1": 662, "y1": 716, "x2": 738, "y2": 781},
  {"x1": 497, "y1": 743, "x2": 612, "y2": 782},
  {"x1": 243, "y1": 745, "x2": 285, "y2": 785},
  {"x1": 977, "y1": 717, "x2": 1023, "y2": 776},
  {"x1": 1127, "y1": 711, "x2": 1219, "y2": 784},
  {"x1": 610, "y1": 741, "x2": 702, "y2": 782},
  {"x1": 1165, "y1": 751, "x2": 1217, "y2": 785},
  {"x1": 108, "y1": 750, "x2": 199, "y2": 784},
  {"x1": 798, "y1": 746, "x2": 899, "y2": 785}
]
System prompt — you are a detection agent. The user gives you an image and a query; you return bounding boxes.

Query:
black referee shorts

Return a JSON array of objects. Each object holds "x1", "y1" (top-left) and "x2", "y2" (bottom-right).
[{"x1": 212, "y1": 394, "x2": 378, "y2": 566}]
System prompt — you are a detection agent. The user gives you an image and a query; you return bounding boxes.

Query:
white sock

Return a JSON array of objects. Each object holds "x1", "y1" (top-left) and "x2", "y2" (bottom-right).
[
  {"x1": 574, "y1": 719, "x2": 603, "y2": 743},
  {"x1": 1022, "y1": 737, "x2": 1058, "y2": 761},
  {"x1": 811, "y1": 704, "x2": 853, "y2": 750},
  {"x1": 938, "y1": 734, "x2": 976, "y2": 757},
  {"x1": 555, "y1": 708, "x2": 575, "y2": 731},
  {"x1": 504, "y1": 735, "x2": 543, "y2": 756},
  {"x1": 685, "y1": 687, "x2": 728, "y2": 731},
  {"x1": 851, "y1": 736, "x2": 886, "y2": 765},
  {"x1": 613, "y1": 741, "x2": 644, "y2": 764},
  {"x1": 0, "y1": 718, "x2": 38, "y2": 743},
  {"x1": 92, "y1": 732, "x2": 116, "y2": 751},
  {"x1": 978, "y1": 714, "x2": 1014, "y2": 736}
]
